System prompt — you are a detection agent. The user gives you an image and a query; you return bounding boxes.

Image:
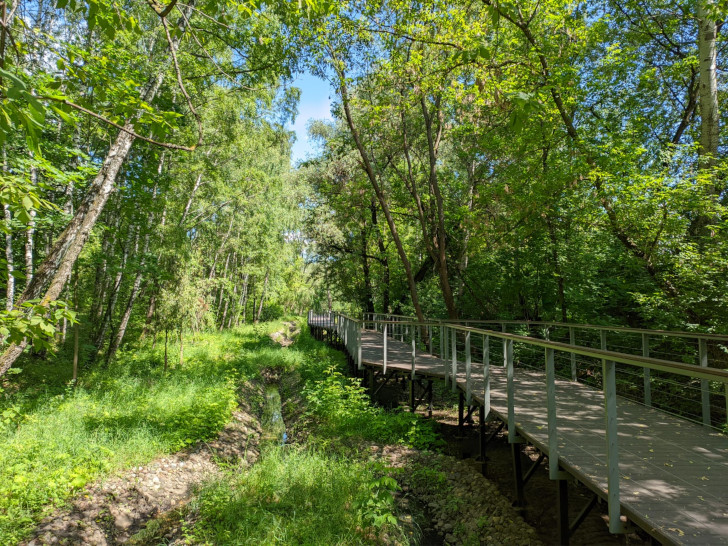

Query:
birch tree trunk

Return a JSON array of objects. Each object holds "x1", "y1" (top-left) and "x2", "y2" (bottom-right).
[
  {"x1": 94, "y1": 223, "x2": 136, "y2": 352},
  {"x1": 105, "y1": 225, "x2": 151, "y2": 363},
  {"x1": 3, "y1": 203, "x2": 12, "y2": 311},
  {"x1": 697, "y1": 0, "x2": 719, "y2": 172},
  {"x1": 0, "y1": 1, "x2": 196, "y2": 375},
  {"x1": 255, "y1": 270, "x2": 269, "y2": 323}
]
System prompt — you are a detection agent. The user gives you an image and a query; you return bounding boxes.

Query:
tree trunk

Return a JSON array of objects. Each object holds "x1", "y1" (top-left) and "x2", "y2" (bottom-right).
[
  {"x1": 178, "y1": 171, "x2": 203, "y2": 227},
  {"x1": 255, "y1": 271, "x2": 269, "y2": 322},
  {"x1": 370, "y1": 199, "x2": 390, "y2": 313},
  {"x1": 164, "y1": 328, "x2": 168, "y2": 374},
  {"x1": 72, "y1": 263, "x2": 79, "y2": 383},
  {"x1": 178, "y1": 329, "x2": 184, "y2": 367},
  {"x1": 420, "y1": 97, "x2": 458, "y2": 320},
  {"x1": 3, "y1": 203, "x2": 12, "y2": 311},
  {"x1": 238, "y1": 272, "x2": 249, "y2": 325},
  {"x1": 105, "y1": 226, "x2": 151, "y2": 364},
  {"x1": 360, "y1": 226, "x2": 375, "y2": 313},
  {"x1": 0, "y1": 0, "x2": 197, "y2": 374},
  {"x1": 546, "y1": 217, "x2": 568, "y2": 322},
  {"x1": 95, "y1": 223, "x2": 136, "y2": 352},
  {"x1": 697, "y1": 0, "x2": 719, "y2": 171},
  {"x1": 25, "y1": 155, "x2": 36, "y2": 284},
  {"x1": 336, "y1": 69, "x2": 425, "y2": 323}
]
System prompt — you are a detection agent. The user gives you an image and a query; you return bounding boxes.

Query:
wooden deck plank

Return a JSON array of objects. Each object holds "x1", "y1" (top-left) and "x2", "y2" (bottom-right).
[{"x1": 349, "y1": 325, "x2": 728, "y2": 545}]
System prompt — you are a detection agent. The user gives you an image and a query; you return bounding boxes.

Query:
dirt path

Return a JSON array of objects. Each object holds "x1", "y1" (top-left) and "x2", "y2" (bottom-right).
[{"x1": 24, "y1": 383, "x2": 264, "y2": 545}]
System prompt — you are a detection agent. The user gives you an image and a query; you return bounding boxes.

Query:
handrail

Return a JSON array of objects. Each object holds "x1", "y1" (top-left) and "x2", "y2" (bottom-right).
[
  {"x1": 312, "y1": 312, "x2": 728, "y2": 383},
  {"x1": 308, "y1": 310, "x2": 728, "y2": 537},
  {"x1": 363, "y1": 312, "x2": 728, "y2": 341},
  {"x1": 308, "y1": 311, "x2": 728, "y2": 533}
]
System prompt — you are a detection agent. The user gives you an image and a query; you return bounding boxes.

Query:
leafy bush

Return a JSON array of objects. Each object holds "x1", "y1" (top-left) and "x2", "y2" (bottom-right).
[{"x1": 301, "y1": 365, "x2": 444, "y2": 450}]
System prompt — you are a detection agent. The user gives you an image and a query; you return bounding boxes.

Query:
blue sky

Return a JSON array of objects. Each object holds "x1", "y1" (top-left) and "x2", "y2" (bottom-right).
[{"x1": 287, "y1": 73, "x2": 335, "y2": 165}]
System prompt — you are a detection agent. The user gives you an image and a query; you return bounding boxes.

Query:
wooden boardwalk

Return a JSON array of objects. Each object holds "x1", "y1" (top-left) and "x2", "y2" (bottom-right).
[{"x1": 354, "y1": 327, "x2": 728, "y2": 545}]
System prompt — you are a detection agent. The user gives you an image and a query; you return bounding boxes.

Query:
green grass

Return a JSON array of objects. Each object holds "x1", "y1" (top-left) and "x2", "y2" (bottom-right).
[
  {"x1": 1, "y1": 321, "x2": 443, "y2": 544},
  {"x1": 178, "y1": 325, "x2": 442, "y2": 545},
  {"x1": 185, "y1": 447, "x2": 406, "y2": 545},
  {"x1": 0, "y1": 321, "x2": 287, "y2": 544}
]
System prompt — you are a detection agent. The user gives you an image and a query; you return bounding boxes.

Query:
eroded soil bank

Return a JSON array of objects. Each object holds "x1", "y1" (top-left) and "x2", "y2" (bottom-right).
[{"x1": 24, "y1": 380, "x2": 265, "y2": 545}]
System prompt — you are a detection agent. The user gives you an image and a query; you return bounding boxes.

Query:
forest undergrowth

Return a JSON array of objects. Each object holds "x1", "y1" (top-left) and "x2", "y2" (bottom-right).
[
  {"x1": 0, "y1": 321, "x2": 447, "y2": 544},
  {"x1": 0, "y1": 321, "x2": 292, "y2": 543},
  {"x1": 152, "y1": 322, "x2": 446, "y2": 545}
]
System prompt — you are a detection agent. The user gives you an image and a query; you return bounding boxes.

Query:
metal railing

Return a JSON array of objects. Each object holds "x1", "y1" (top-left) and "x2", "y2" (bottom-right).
[
  {"x1": 363, "y1": 312, "x2": 728, "y2": 427},
  {"x1": 308, "y1": 310, "x2": 728, "y2": 535}
]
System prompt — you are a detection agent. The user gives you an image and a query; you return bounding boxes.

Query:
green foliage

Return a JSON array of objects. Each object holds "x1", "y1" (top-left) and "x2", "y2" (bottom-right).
[
  {"x1": 184, "y1": 447, "x2": 408, "y2": 545},
  {"x1": 0, "y1": 323, "x2": 278, "y2": 543},
  {"x1": 298, "y1": 345, "x2": 444, "y2": 450}
]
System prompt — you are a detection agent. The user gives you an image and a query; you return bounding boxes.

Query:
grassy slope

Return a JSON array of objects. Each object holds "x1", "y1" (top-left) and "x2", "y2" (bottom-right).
[
  {"x1": 178, "y1": 325, "x2": 443, "y2": 546},
  {"x1": 1, "y1": 321, "x2": 444, "y2": 545},
  {"x1": 0, "y1": 321, "x2": 287, "y2": 544}
]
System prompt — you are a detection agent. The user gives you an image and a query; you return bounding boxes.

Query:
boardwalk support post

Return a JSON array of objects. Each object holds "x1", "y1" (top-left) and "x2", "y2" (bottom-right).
[
  {"x1": 451, "y1": 327, "x2": 458, "y2": 393},
  {"x1": 569, "y1": 327, "x2": 577, "y2": 381},
  {"x1": 383, "y1": 323, "x2": 388, "y2": 375},
  {"x1": 546, "y1": 347, "x2": 559, "y2": 480},
  {"x1": 411, "y1": 328, "x2": 416, "y2": 380},
  {"x1": 357, "y1": 327, "x2": 362, "y2": 371},
  {"x1": 409, "y1": 379, "x2": 415, "y2": 413},
  {"x1": 505, "y1": 338, "x2": 517, "y2": 443},
  {"x1": 483, "y1": 334, "x2": 490, "y2": 420},
  {"x1": 603, "y1": 356, "x2": 626, "y2": 535},
  {"x1": 699, "y1": 339, "x2": 710, "y2": 426},
  {"x1": 465, "y1": 330, "x2": 472, "y2": 405},
  {"x1": 458, "y1": 391, "x2": 465, "y2": 435},
  {"x1": 558, "y1": 476, "x2": 569, "y2": 545},
  {"x1": 512, "y1": 444, "x2": 525, "y2": 508},
  {"x1": 478, "y1": 404, "x2": 487, "y2": 474},
  {"x1": 642, "y1": 334, "x2": 651, "y2": 407}
]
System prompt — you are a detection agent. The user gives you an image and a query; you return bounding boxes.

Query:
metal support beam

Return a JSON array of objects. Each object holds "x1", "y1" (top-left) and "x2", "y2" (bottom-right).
[
  {"x1": 699, "y1": 339, "x2": 710, "y2": 426},
  {"x1": 642, "y1": 333, "x2": 651, "y2": 407},
  {"x1": 558, "y1": 476, "x2": 570, "y2": 545},
  {"x1": 512, "y1": 443, "x2": 525, "y2": 508},
  {"x1": 458, "y1": 391, "x2": 465, "y2": 435},
  {"x1": 522, "y1": 452, "x2": 545, "y2": 486},
  {"x1": 570, "y1": 493, "x2": 598, "y2": 538},
  {"x1": 603, "y1": 357, "x2": 626, "y2": 534}
]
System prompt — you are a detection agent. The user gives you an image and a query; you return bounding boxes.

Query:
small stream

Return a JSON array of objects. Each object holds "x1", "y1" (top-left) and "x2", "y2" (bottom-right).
[{"x1": 260, "y1": 384, "x2": 286, "y2": 449}]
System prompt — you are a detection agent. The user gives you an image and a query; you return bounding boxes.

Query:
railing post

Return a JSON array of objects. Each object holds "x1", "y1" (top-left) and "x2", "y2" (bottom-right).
[
  {"x1": 357, "y1": 326, "x2": 363, "y2": 370},
  {"x1": 383, "y1": 323, "x2": 388, "y2": 375},
  {"x1": 569, "y1": 327, "x2": 577, "y2": 381},
  {"x1": 451, "y1": 327, "x2": 458, "y2": 392},
  {"x1": 443, "y1": 326, "x2": 450, "y2": 386},
  {"x1": 428, "y1": 324, "x2": 433, "y2": 355},
  {"x1": 438, "y1": 321, "x2": 443, "y2": 358},
  {"x1": 505, "y1": 338, "x2": 516, "y2": 443},
  {"x1": 411, "y1": 327, "x2": 416, "y2": 380},
  {"x1": 603, "y1": 356, "x2": 625, "y2": 534},
  {"x1": 642, "y1": 334, "x2": 651, "y2": 407},
  {"x1": 546, "y1": 347, "x2": 559, "y2": 480},
  {"x1": 483, "y1": 334, "x2": 490, "y2": 419},
  {"x1": 465, "y1": 330, "x2": 472, "y2": 405},
  {"x1": 600, "y1": 329, "x2": 607, "y2": 352},
  {"x1": 699, "y1": 338, "x2": 710, "y2": 426}
]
